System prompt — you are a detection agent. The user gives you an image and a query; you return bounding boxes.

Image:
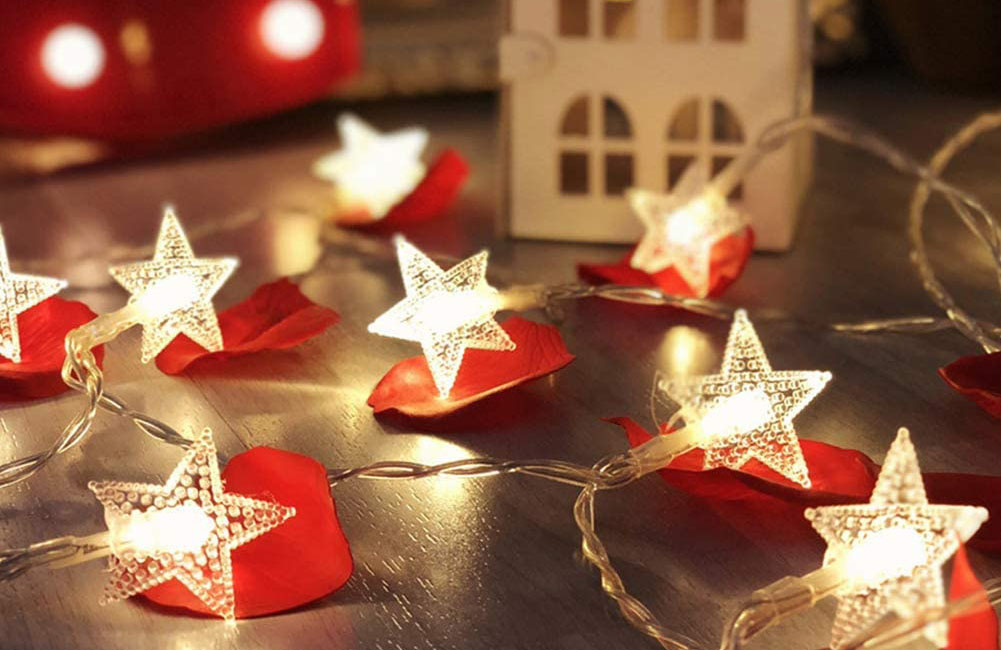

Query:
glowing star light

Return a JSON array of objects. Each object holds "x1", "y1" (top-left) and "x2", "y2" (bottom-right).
[
  {"x1": 629, "y1": 164, "x2": 748, "y2": 297},
  {"x1": 659, "y1": 309, "x2": 831, "y2": 488},
  {"x1": 89, "y1": 428, "x2": 295, "y2": 621},
  {"x1": 369, "y1": 236, "x2": 515, "y2": 398},
  {"x1": 110, "y1": 209, "x2": 237, "y2": 362},
  {"x1": 312, "y1": 113, "x2": 428, "y2": 219},
  {"x1": 806, "y1": 428, "x2": 988, "y2": 649},
  {"x1": 0, "y1": 226, "x2": 67, "y2": 363}
]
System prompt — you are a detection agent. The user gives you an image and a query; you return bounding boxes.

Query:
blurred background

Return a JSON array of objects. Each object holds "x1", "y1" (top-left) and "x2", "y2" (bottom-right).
[{"x1": 1, "y1": 0, "x2": 1000, "y2": 177}]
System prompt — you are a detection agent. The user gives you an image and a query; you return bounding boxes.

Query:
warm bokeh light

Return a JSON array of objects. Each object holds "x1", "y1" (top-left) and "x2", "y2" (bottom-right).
[
  {"x1": 41, "y1": 24, "x2": 106, "y2": 89},
  {"x1": 260, "y1": 0, "x2": 325, "y2": 60}
]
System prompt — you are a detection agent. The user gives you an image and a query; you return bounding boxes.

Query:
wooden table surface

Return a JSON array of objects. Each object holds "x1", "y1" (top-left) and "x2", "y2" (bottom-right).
[{"x1": 0, "y1": 73, "x2": 999, "y2": 650}]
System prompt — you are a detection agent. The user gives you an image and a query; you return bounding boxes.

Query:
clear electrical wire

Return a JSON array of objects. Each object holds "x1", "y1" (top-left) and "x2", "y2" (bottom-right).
[{"x1": 2, "y1": 110, "x2": 1001, "y2": 647}]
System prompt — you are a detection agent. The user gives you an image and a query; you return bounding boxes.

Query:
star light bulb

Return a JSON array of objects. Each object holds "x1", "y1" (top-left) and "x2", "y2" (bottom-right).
[
  {"x1": 369, "y1": 236, "x2": 515, "y2": 398},
  {"x1": 0, "y1": 226, "x2": 68, "y2": 363},
  {"x1": 655, "y1": 309, "x2": 831, "y2": 487},
  {"x1": 312, "y1": 113, "x2": 428, "y2": 219},
  {"x1": 89, "y1": 428, "x2": 296, "y2": 621},
  {"x1": 109, "y1": 208, "x2": 237, "y2": 362},
  {"x1": 805, "y1": 428, "x2": 988, "y2": 649},
  {"x1": 629, "y1": 164, "x2": 749, "y2": 297}
]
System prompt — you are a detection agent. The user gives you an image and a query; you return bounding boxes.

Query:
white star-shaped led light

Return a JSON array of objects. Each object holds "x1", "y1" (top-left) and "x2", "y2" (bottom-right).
[
  {"x1": 629, "y1": 164, "x2": 749, "y2": 297},
  {"x1": 89, "y1": 428, "x2": 296, "y2": 622},
  {"x1": 369, "y1": 236, "x2": 515, "y2": 398},
  {"x1": 0, "y1": 226, "x2": 67, "y2": 363},
  {"x1": 110, "y1": 208, "x2": 237, "y2": 362},
  {"x1": 806, "y1": 428, "x2": 988, "y2": 650},
  {"x1": 659, "y1": 309, "x2": 831, "y2": 488},
  {"x1": 312, "y1": 113, "x2": 428, "y2": 219}
]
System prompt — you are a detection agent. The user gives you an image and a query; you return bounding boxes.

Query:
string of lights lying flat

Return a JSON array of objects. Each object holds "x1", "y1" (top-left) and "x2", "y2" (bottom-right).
[
  {"x1": 0, "y1": 209, "x2": 236, "y2": 489},
  {"x1": 553, "y1": 111, "x2": 1001, "y2": 649},
  {"x1": 0, "y1": 309, "x2": 990, "y2": 649},
  {"x1": 553, "y1": 112, "x2": 1001, "y2": 343},
  {"x1": 575, "y1": 429, "x2": 990, "y2": 650},
  {"x1": 0, "y1": 310, "x2": 846, "y2": 632},
  {"x1": 366, "y1": 234, "x2": 992, "y2": 401},
  {"x1": 3, "y1": 113, "x2": 999, "y2": 641},
  {"x1": 540, "y1": 283, "x2": 1001, "y2": 337}
]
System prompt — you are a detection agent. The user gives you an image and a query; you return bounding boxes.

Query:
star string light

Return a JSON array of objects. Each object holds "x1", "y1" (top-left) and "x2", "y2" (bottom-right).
[
  {"x1": 89, "y1": 428, "x2": 295, "y2": 622},
  {"x1": 629, "y1": 164, "x2": 749, "y2": 297},
  {"x1": 312, "y1": 113, "x2": 429, "y2": 219},
  {"x1": 369, "y1": 236, "x2": 515, "y2": 398},
  {"x1": 0, "y1": 226, "x2": 67, "y2": 363},
  {"x1": 806, "y1": 428, "x2": 988, "y2": 649},
  {"x1": 657, "y1": 309, "x2": 831, "y2": 487},
  {"x1": 110, "y1": 208, "x2": 237, "y2": 362}
]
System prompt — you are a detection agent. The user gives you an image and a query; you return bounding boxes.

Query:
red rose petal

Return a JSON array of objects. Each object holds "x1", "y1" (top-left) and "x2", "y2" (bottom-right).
[
  {"x1": 613, "y1": 418, "x2": 1001, "y2": 551},
  {"x1": 0, "y1": 297, "x2": 103, "y2": 400},
  {"x1": 142, "y1": 446, "x2": 353, "y2": 619},
  {"x1": 155, "y1": 279, "x2": 339, "y2": 375},
  {"x1": 578, "y1": 227, "x2": 754, "y2": 298},
  {"x1": 946, "y1": 543, "x2": 999, "y2": 650},
  {"x1": 369, "y1": 316, "x2": 575, "y2": 418},
  {"x1": 940, "y1": 352, "x2": 1001, "y2": 419},
  {"x1": 335, "y1": 148, "x2": 469, "y2": 230}
]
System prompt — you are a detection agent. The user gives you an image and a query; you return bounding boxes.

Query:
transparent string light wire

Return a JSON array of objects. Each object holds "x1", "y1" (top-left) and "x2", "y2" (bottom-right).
[
  {"x1": 320, "y1": 112, "x2": 1001, "y2": 649},
  {"x1": 301, "y1": 112, "x2": 1001, "y2": 343},
  {"x1": 531, "y1": 113, "x2": 1001, "y2": 347},
  {"x1": 908, "y1": 108, "x2": 1001, "y2": 353},
  {"x1": 0, "y1": 302, "x2": 194, "y2": 489},
  {"x1": 572, "y1": 470, "x2": 1001, "y2": 650},
  {"x1": 2, "y1": 112, "x2": 1001, "y2": 644}
]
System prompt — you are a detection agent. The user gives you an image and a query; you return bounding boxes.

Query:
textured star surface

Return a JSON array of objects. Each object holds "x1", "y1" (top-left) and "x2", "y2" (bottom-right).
[
  {"x1": 629, "y1": 164, "x2": 748, "y2": 297},
  {"x1": 369, "y1": 236, "x2": 515, "y2": 398},
  {"x1": 659, "y1": 309, "x2": 831, "y2": 488},
  {"x1": 89, "y1": 428, "x2": 295, "y2": 621},
  {"x1": 110, "y1": 209, "x2": 237, "y2": 362},
  {"x1": 0, "y1": 226, "x2": 67, "y2": 363},
  {"x1": 312, "y1": 113, "x2": 428, "y2": 218},
  {"x1": 806, "y1": 428, "x2": 988, "y2": 650}
]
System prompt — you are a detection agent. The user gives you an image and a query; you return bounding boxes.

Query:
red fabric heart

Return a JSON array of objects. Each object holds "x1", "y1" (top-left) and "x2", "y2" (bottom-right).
[
  {"x1": 335, "y1": 149, "x2": 469, "y2": 229},
  {"x1": 577, "y1": 227, "x2": 754, "y2": 298},
  {"x1": 940, "y1": 352, "x2": 1001, "y2": 419},
  {"x1": 142, "y1": 445, "x2": 353, "y2": 618},
  {"x1": 0, "y1": 297, "x2": 103, "y2": 400},
  {"x1": 613, "y1": 418, "x2": 1001, "y2": 551},
  {"x1": 156, "y1": 279, "x2": 339, "y2": 375},
  {"x1": 369, "y1": 316, "x2": 575, "y2": 418}
]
